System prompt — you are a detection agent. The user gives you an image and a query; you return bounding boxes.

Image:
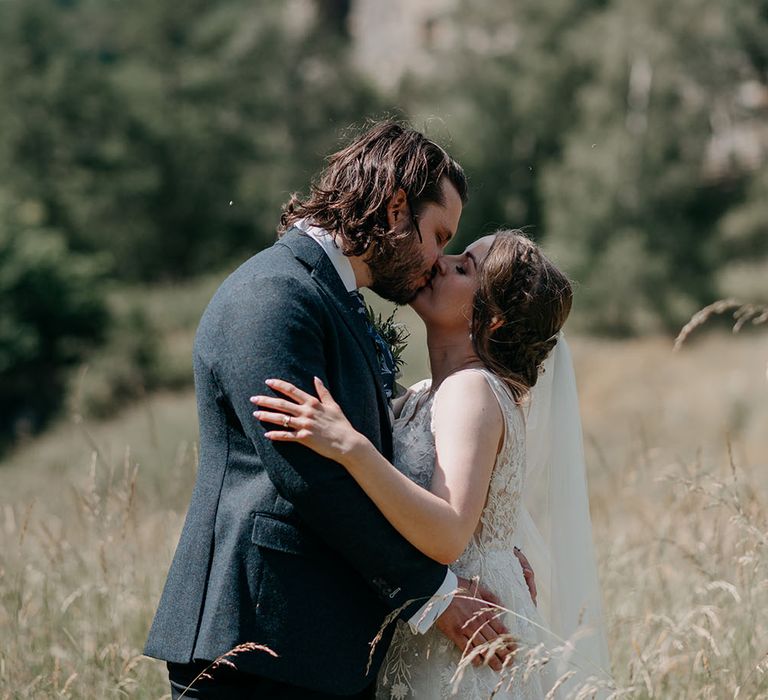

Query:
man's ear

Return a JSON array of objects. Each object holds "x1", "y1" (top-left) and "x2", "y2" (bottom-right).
[
  {"x1": 489, "y1": 316, "x2": 504, "y2": 332},
  {"x1": 386, "y1": 188, "x2": 408, "y2": 229}
]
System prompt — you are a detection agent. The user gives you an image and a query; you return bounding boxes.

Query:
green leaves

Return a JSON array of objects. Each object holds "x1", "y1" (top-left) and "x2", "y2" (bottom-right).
[
  {"x1": 364, "y1": 303, "x2": 411, "y2": 374},
  {"x1": 0, "y1": 191, "x2": 110, "y2": 442},
  {"x1": 0, "y1": 0, "x2": 381, "y2": 281},
  {"x1": 398, "y1": 0, "x2": 768, "y2": 334}
]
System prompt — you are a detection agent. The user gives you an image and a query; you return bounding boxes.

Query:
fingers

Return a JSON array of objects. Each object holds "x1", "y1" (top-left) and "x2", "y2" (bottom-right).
[
  {"x1": 437, "y1": 602, "x2": 516, "y2": 674},
  {"x1": 455, "y1": 596, "x2": 508, "y2": 641},
  {"x1": 471, "y1": 619, "x2": 518, "y2": 670},
  {"x1": 471, "y1": 606, "x2": 507, "y2": 639},
  {"x1": 477, "y1": 584, "x2": 501, "y2": 607},
  {"x1": 487, "y1": 635, "x2": 518, "y2": 672},
  {"x1": 313, "y1": 376, "x2": 334, "y2": 403},
  {"x1": 524, "y1": 571, "x2": 538, "y2": 606},
  {"x1": 249, "y1": 395, "x2": 303, "y2": 415},
  {"x1": 463, "y1": 627, "x2": 517, "y2": 672},
  {"x1": 466, "y1": 630, "x2": 492, "y2": 669},
  {"x1": 264, "y1": 378, "x2": 314, "y2": 403},
  {"x1": 263, "y1": 430, "x2": 300, "y2": 442},
  {"x1": 253, "y1": 410, "x2": 300, "y2": 428},
  {"x1": 250, "y1": 380, "x2": 320, "y2": 432},
  {"x1": 466, "y1": 629, "x2": 503, "y2": 672},
  {"x1": 513, "y1": 547, "x2": 538, "y2": 605},
  {"x1": 485, "y1": 609, "x2": 508, "y2": 639},
  {"x1": 467, "y1": 585, "x2": 507, "y2": 637}
]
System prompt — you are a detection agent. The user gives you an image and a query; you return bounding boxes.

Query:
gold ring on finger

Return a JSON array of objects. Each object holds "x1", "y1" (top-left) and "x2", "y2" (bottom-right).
[{"x1": 283, "y1": 415, "x2": 291, "y2": 428}]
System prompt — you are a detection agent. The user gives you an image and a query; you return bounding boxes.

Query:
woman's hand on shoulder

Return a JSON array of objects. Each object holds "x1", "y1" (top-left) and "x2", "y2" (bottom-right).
[{"x1": 250, "y1": 377, "x2": 369, "y2": 467}]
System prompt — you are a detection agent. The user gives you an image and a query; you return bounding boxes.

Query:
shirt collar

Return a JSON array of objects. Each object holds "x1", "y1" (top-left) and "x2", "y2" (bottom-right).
[{"x1": 294, "y1": 218, "x2": 357, "y2": 293}]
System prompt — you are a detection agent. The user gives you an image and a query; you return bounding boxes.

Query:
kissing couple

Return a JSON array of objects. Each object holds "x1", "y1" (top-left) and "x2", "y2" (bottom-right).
[{"x1": 145, "y1": 121, "x2": 611, "y2": 699}]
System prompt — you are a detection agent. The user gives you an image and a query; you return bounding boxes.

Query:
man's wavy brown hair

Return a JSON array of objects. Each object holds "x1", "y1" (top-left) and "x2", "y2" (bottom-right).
[{"x1": 279, "y1": 121, "x2": 468, "y2": 258}]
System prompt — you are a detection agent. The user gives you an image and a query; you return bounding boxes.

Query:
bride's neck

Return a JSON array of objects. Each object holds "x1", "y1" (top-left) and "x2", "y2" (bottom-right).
[{"x1": 426, "y1": 328, "x2": 483, "y2": 389}]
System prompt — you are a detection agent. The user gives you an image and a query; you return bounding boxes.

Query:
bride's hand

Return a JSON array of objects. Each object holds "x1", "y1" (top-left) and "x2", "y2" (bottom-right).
[
  {"x1": 250, "y1": 377, "x2": 367, "y2": 466},
  {"x1": 514, "y1": 546, "x2": 537, "y2": 606}
]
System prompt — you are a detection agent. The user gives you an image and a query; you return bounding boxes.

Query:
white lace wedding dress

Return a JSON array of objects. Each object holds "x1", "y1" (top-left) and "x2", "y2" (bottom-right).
[{"x1": 376, "y1": 368, "x2": 554, "y2": 700}]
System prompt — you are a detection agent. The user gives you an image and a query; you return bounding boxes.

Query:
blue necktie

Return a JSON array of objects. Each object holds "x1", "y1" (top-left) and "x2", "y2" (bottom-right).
[{"x1": 349, "y1": 291, "x2": 397, "y2": 401}]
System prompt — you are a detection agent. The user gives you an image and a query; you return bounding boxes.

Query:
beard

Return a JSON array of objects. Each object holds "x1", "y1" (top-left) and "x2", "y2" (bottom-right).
[{"x1": 367, "y1": 222, "x2": 430, "y2": 305}]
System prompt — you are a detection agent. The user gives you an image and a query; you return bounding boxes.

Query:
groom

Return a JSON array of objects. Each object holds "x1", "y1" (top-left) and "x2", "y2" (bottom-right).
[{"x1": 145, "y1": 121, "x2": 514, "y2": 698}]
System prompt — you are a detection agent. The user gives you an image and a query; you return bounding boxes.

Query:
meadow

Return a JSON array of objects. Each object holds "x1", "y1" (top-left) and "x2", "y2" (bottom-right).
[{"x1": 1, "y1": 299, "x2": 766, "y2": 699}]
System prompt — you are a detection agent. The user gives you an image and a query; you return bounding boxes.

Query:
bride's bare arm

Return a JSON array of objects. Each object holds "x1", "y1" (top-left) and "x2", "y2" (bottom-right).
[{"x1": 250, "y1": 372, "x2": 503, "y2": 565}]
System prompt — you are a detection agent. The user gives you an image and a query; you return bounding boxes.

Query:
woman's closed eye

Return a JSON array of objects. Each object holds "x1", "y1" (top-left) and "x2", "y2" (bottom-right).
[{"x1": 456, "y1": 264, "x2": 467, "y2": 275}]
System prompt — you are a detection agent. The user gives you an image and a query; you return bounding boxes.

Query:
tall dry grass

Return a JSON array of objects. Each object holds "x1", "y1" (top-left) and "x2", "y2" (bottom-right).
[
  {"x1": 576, "y1": 328, "x2": 768, "y2": 699},
  {"x1": 1, "y1": 325, "x2": 766, "y2": 698},
  {"x1": 0, "y1": 394, "x2": 200, "y2": 699}
]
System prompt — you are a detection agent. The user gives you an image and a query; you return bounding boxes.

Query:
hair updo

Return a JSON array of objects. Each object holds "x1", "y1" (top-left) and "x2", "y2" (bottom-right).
[{"x1": 471, "y1": 230, "x2": 573, "y2": 402}]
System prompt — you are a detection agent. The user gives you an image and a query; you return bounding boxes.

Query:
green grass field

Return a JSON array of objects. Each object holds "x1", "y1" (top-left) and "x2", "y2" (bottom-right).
[{"x1": 1, "y1": 303, "x2": 766, "y2": 698}]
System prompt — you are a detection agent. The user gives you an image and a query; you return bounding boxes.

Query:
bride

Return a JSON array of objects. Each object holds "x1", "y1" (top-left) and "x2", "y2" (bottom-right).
[{"x1": 251, "y1": 230, "x2": 611, "y2": 698}]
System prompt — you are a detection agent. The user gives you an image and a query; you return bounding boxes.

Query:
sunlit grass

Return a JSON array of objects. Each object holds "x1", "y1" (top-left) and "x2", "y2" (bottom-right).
[{"x1": 1, "y1": 319, "x2": 766, "y2": 698}]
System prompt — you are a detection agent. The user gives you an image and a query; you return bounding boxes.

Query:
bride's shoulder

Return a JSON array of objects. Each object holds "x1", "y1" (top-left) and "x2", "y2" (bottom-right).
[
  {"x1": 437, "y1": 367, "x2": 496, "y2": 396},
  {"x1": 433, "y1": 369, "x2": 503, "y2": 421},
  {"x1": 430, "y1": 370, "x2": 504, "y2": 449},
  {"x1": 443, "y1": 368, "x2": 520, "y2": 411}
]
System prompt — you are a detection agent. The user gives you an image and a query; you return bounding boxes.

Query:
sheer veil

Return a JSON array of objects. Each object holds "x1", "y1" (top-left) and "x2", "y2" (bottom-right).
[{"x1": 517, "y1": 334, "x2": 612, "y2": 692}]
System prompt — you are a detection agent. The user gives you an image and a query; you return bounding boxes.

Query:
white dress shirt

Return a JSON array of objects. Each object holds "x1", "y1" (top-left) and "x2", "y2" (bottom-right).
[{"x1": 293, "y1": 219, "x2": 458, "y2": 633}]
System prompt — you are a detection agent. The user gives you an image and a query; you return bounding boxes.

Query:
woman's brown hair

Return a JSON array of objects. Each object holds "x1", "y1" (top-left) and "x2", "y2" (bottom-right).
[
  {"x1": 279, "y1": 121, "x2": 467, "y2": 258},
  {"x1": 471, "y1": 230, "x2": 573, "y2": 402}
]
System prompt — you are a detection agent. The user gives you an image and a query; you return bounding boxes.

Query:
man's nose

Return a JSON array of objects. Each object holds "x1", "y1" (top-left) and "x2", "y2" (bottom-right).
[
  {"x1": 437, "y1": 253, "x2": 464, "y2": 273},
  {"x1": 434, "y1": 257, "x2": 448, "y2": 275}
]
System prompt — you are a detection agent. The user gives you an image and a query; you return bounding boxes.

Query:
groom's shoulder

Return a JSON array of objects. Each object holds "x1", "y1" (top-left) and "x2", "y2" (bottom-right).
[
  {"x1": 235, "y1": 236, "x2": 303, "y2": 276},
  {"x1": 201, "y1": 242, "x2": 318, "y2": 323},
  {"x1": 219, "y1": 239, "x2": 312, "y2": 295}
]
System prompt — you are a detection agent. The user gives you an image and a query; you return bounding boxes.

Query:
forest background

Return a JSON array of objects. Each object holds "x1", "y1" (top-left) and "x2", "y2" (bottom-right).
[{"x1": 0, "y1": 0, "x2": 767, "y2": 697}]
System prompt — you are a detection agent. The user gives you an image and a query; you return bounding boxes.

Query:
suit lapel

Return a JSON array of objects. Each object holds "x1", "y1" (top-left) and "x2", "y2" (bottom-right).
[{"x1": 278, "y1": 229, "x2": 393, "y2": 431}]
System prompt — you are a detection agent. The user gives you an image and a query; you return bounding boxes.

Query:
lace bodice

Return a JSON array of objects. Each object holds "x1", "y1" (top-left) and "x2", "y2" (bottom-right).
[
  {"x1": 378, "y1": 369, "x2": 548, "y2": 699},
  {"x1": 393, "y1": 369, "x2": 526, "y2": 568}
]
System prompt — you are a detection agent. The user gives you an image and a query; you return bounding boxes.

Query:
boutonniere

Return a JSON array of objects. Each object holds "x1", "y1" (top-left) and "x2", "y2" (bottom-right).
[{"x1": 364, "y1": 303, "x2": 410, "y2": 375}]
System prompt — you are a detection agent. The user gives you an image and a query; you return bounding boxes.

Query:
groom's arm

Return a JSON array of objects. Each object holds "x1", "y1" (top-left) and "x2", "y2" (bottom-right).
[{"x1": 210, "y1": 275, "x2": 447, "y2": 618}]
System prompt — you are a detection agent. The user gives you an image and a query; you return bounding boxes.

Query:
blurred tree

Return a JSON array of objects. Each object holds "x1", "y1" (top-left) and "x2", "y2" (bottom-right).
[
  {"x1": 731, "y1": 0, "x2": 768, "y2": 79},
  {"x1": 0, "y1": 0, "x2": 381, "y2": 280},
  {"x1": 314, "y1": 0, "x2": 353, "y2": 38},
  {"x1": 0, "y1": 0, "x2": 384, "y2": 447},
  {"x1": 0, "y1": 191, "x2": 110, "y2": 446},
  {"x1": 715, "y1": 0, "x2": 768, "y2": 301},
  {"x1": 398, "y1": 0, "x2": 766, "y2": 334},
  {"x1": 1, "y1": 0, "x2": 764, "y2": 341},
  {"x1": 720, "y1": 167, "x2": 768, "y2": 261},
  {"x1": 542, "y1": 0, "x2": 757, "y2": 333},
  {"x1": 398, "y1": 0, "x2": 607, "y2": 249}
]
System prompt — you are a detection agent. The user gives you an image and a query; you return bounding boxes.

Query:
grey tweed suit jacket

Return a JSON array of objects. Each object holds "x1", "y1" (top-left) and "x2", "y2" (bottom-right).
[{"x1": 144, "y1": 229, "x2": 448, "y2": 695}]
